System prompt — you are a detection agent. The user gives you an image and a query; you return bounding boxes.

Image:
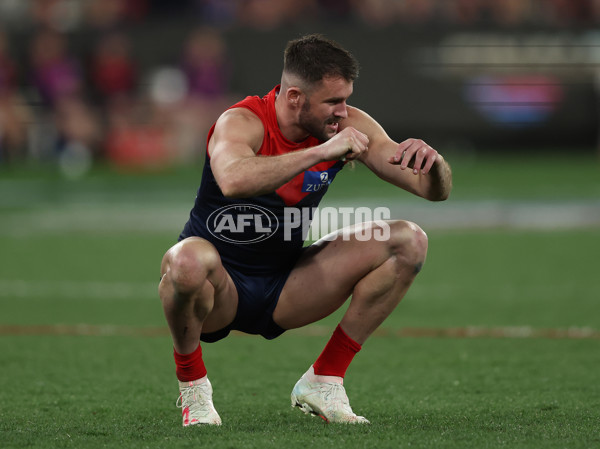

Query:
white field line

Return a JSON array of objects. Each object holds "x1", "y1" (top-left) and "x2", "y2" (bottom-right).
[
  {"x1": 0, "y1": 323, "x2": 598, "y2": 339},
  {"x1": 0, "y1": 199, "x2": 599, "y2": 235},
  {"x1": 322, "y1": 198, "x2": 600, "y2": 230},
  {"x1": 0, "y1": 279, "x2": 598, "y2": 339},
  {"x1": 1, "y1": 278, "x2": 595, "y2": 302},
  {"x1": 0, "y1": 279, "x2": 157, "y2": 300}
]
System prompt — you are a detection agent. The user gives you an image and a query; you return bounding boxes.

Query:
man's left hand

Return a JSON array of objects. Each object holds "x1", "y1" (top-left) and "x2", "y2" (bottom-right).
[{"x1": 388, "y1": 138, "x2": 440, "y2": 175}]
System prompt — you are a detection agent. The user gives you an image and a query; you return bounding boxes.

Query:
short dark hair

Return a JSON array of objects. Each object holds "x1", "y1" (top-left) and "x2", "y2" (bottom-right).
[{"x1": 283, "y1": 34, "x2": 359, "y2": 85}]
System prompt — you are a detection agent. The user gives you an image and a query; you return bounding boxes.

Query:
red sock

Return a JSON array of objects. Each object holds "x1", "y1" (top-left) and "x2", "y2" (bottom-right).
[
  {"x1": 173, "y1": 344, "x2": 207, "y2": 382},
  {"x1": 313, "y1": 324, "x2": 362, "y2": 378}
]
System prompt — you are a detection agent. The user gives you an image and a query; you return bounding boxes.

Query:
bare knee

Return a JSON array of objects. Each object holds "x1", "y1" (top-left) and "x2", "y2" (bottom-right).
[
  {"x1": 162, "y1": 238, "x2": 221, "y2": 296},
  {"x1": 386, "y1": 220, "x2": 428, "y2": 273}
]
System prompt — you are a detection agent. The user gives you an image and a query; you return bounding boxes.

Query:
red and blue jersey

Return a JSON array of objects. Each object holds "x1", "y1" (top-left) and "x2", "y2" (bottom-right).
[{"x1": 179, "y1": 86, "x2": 345, "y2": 273}]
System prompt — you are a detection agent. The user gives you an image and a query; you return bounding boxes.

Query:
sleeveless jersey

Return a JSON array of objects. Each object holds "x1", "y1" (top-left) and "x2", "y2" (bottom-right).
[{"x1": 179, "y1": 85, "x2": 345, "y2": 273}]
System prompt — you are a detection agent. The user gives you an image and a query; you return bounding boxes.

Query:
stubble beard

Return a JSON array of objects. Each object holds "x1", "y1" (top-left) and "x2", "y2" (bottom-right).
[{"x1": 299, "y1": 100, "x2": 336, "y2": 142}]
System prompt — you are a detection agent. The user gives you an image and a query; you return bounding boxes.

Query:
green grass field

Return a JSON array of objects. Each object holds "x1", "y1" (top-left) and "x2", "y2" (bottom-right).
[{"x1": 1, "y1": 154, "x2": 599, "y2": 448}]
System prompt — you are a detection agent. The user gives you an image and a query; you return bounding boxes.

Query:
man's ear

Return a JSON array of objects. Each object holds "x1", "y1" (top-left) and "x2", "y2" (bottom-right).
[{"x1": 286, "y1": 87, "x2": 302, "y2": 107}]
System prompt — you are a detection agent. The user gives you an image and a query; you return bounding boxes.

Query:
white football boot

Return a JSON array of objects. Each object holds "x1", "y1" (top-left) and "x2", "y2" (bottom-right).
[
  {"x1": 291, "y1": 366, "x2": 369, "y2": 424},
  {"x1": 176, "y1": 377, "x2": 222, "y2": 426}
]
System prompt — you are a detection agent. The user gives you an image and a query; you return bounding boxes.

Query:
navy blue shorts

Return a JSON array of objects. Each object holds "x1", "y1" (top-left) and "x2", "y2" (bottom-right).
[{"x1": 200, "y1": 264, "x2": 293, "y2": 343}]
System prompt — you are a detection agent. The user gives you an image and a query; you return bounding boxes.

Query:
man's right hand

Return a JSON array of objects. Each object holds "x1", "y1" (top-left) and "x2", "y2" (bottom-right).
[{"x1": 319, "y1": 127, "x2": 369, "y2": 162}]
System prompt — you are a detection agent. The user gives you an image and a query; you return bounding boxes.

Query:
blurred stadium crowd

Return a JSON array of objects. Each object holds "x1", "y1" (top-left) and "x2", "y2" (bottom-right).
[{"x1": 0, "y1": 0, "x2": 598, "y2": 174}]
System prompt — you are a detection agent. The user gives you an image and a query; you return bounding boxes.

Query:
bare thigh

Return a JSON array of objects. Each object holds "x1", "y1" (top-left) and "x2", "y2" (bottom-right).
[{"x1": 273, "y1": 220, "x2": 405, "y2": 329}]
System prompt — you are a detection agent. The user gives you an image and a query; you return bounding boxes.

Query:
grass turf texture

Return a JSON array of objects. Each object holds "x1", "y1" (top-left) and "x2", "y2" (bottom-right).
[
  {"x1": 1, "y1": 230, "x2": 598, "y2": 330},
  {"x1": 1, "y1": 335, "x2": 599, "y2": 448},
  {"x1": 1, "y1": 154, "x2": 599, "y2": 448},
  {"x1": 1, "y1": 229, "x2": 599, "y2": 448}
]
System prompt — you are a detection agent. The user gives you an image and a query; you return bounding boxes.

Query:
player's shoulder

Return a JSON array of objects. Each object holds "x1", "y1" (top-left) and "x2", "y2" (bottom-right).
[
  {"x1": 214, "y1": 107, "x2": 264, "y2": 138},
  {"x1": 343, "y1": 105, "x2": 386, "y2": 136},
  {"x1": 346, "y1": 105, "x2": 377, "y2": 123},
  {"x1": 211, "y1": 106, "x2": 265, "y2": 151},
  {"x1": 218, "y1": 106, "x2": 263, "y2": 127}
]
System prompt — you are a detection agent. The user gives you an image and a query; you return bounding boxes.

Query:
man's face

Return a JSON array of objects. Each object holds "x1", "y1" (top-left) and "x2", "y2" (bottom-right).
[{"x1": 298, "y1": 76, "x2": 353, "y2": 141}]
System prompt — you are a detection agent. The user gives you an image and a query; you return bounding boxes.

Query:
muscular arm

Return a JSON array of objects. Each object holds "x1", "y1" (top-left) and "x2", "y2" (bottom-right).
[
  {"x1": 209, "y1": 107, "x2": 369, "y2": 198},
  {"x1": 347, "y1": 107, "x2": 453, "y2": 201},
  {"x1": 209, "y1": 108, "x2": 319, "y2": 198}
]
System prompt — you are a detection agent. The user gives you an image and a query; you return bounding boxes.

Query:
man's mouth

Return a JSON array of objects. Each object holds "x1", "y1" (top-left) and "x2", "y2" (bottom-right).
[{"x1": 326, "y1": 120, "x2": 339, "y2": 132}]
